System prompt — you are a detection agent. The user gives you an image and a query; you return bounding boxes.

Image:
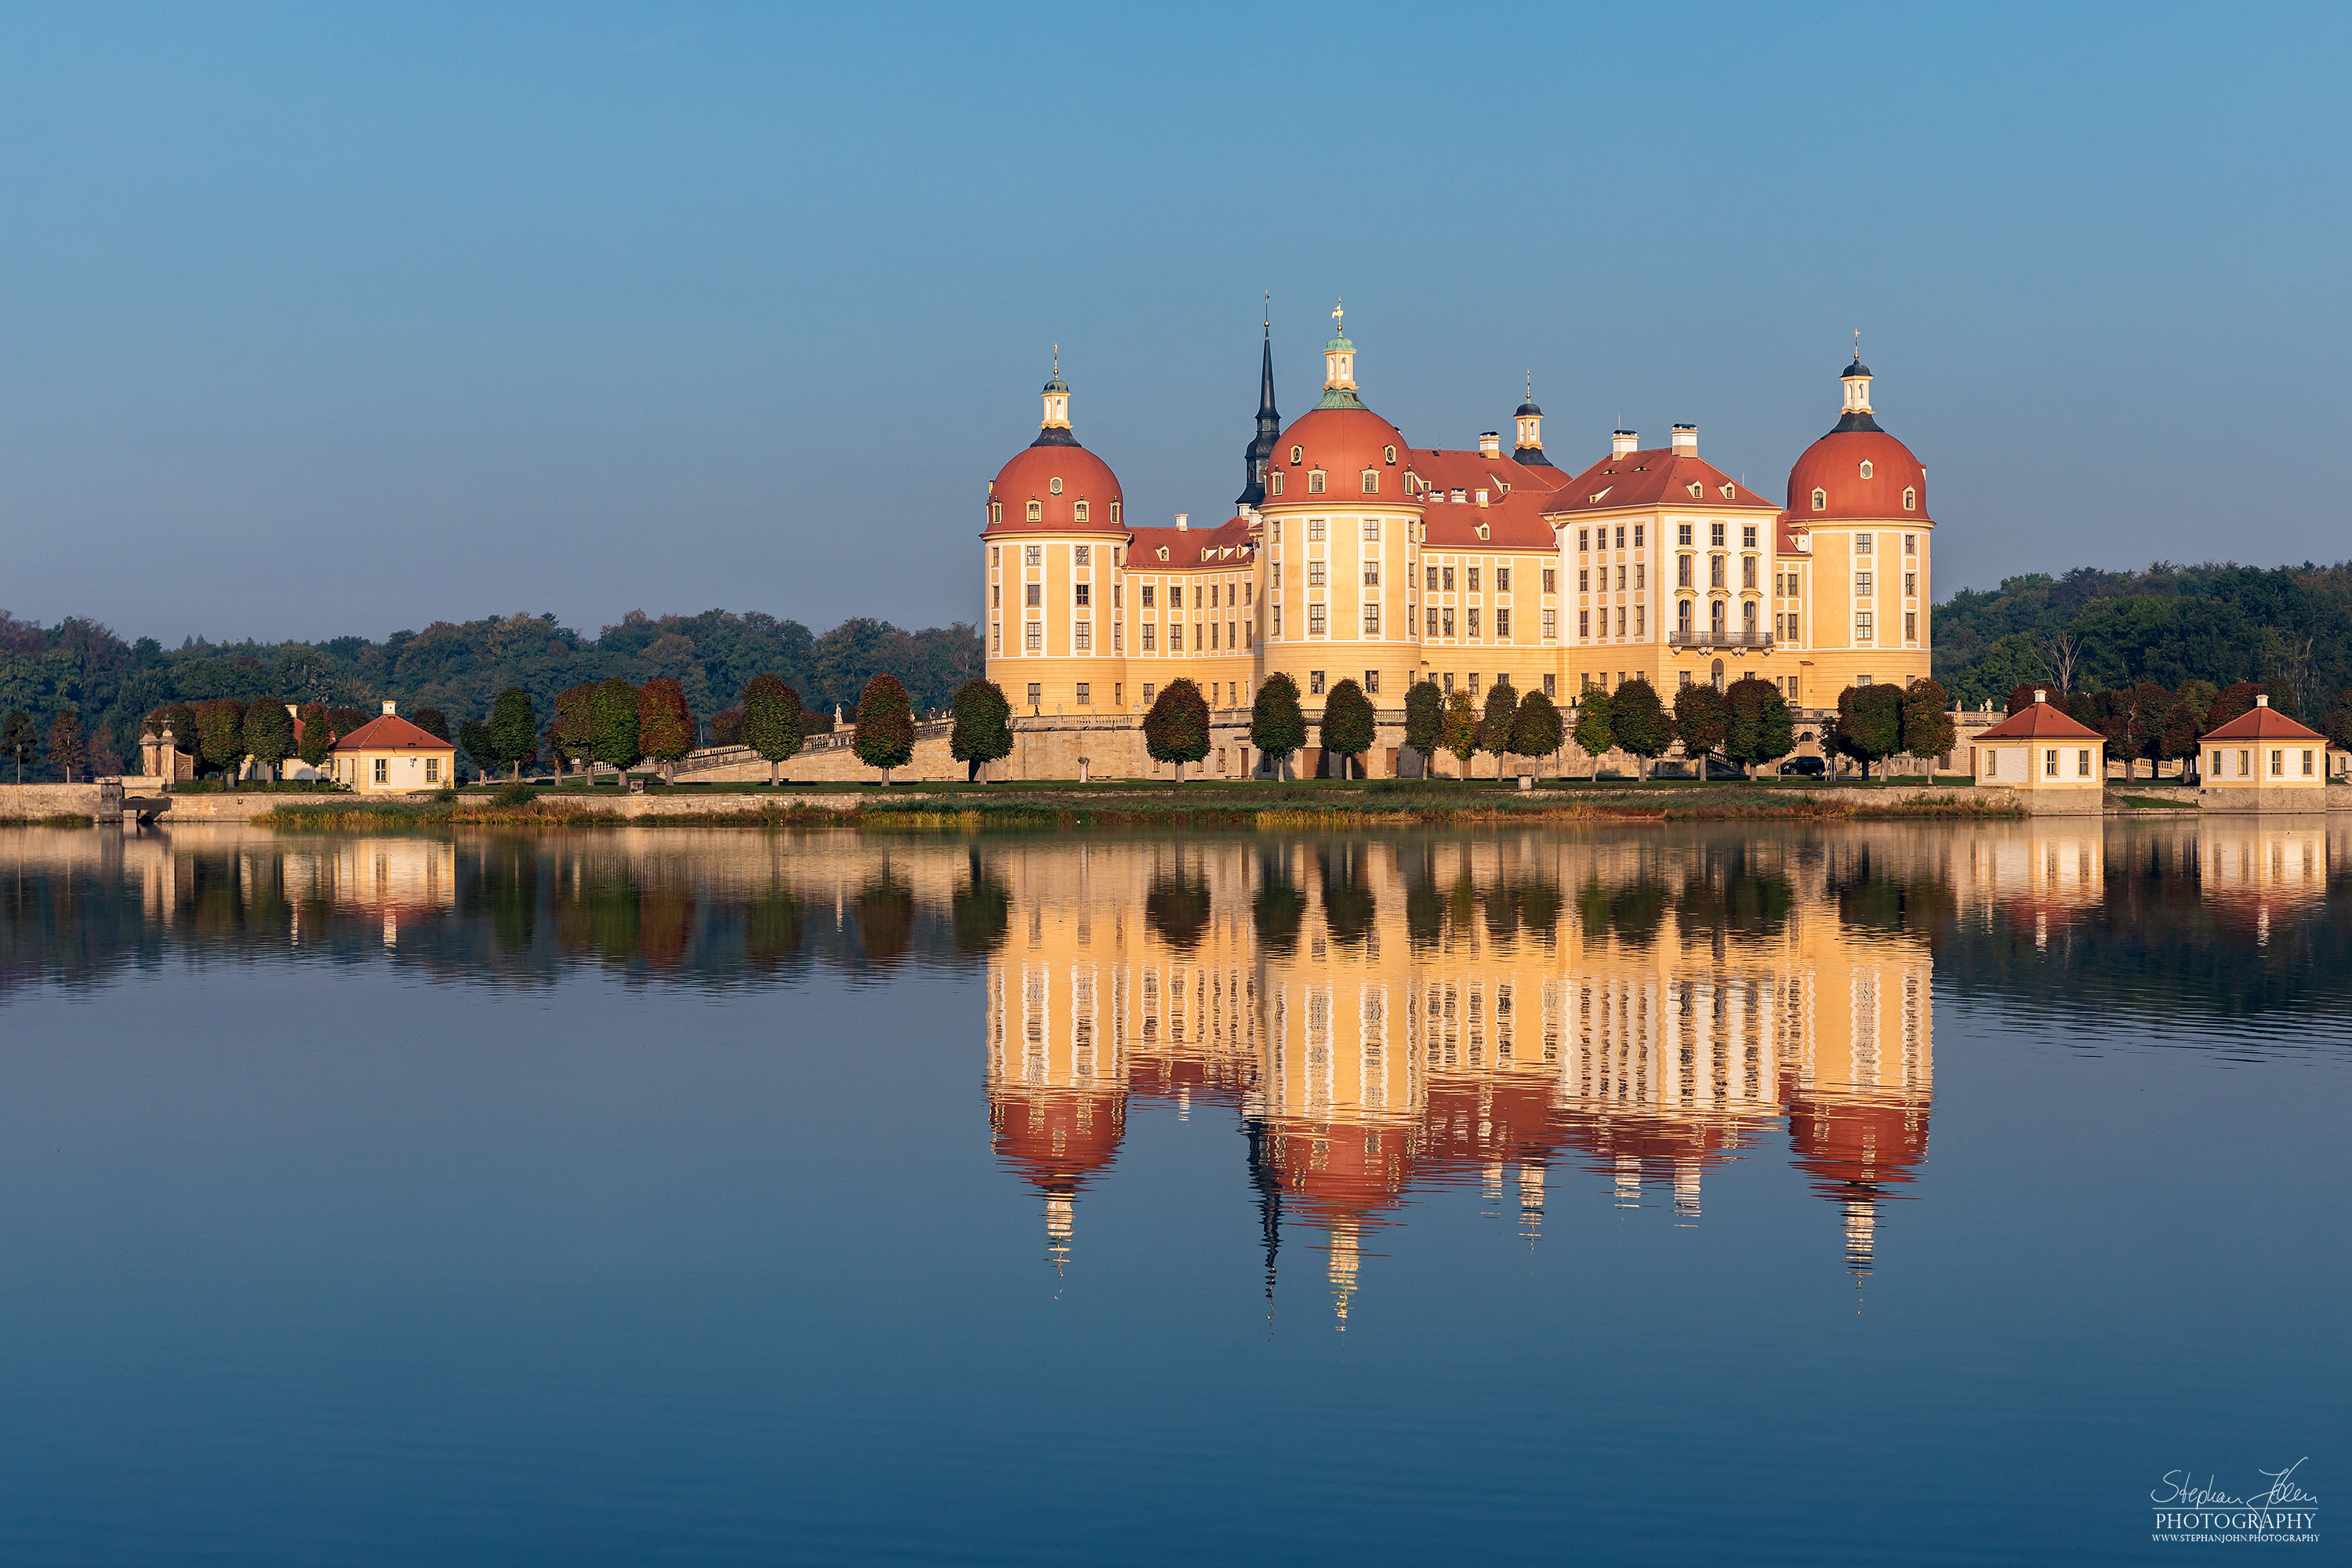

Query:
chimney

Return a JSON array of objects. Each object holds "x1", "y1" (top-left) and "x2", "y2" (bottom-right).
[
  {"x1": 2033, "y1": 689, "x2": 2047, "y2": 705},
  {"x1": 1478, "y1": 430, "x2": 1501, "y2": 457},
  {"x1": 1611, "y1": 430, "x2": 1637, "y2": 459},
  {"x1": 1671, "y1": 423, "x2": 1697, "y2": 457},
  {"x1": 382, "y1": 699, "x2": 397, "y2": 716},
  {"x1": 2256, "y1": 694, "x2": 2270, "y2": 708},
  {"x1": 1175, "y1": 513, "x2": 1189, "y2": 531}
]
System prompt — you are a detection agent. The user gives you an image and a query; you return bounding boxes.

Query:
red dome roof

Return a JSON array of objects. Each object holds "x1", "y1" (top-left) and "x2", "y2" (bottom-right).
[
  {"x1": 1786, "y1": 427, "x2": 1929, "y2": 524},
  {"x1": 989, "y1": 1087, "x2": 1127, "y2": 1191},
  {"x1": 1264, "y1": 406, "x2": 1412, "y2": 502},
  {"x1": 985, "y1": 440, "x2": 1125, "y2": 536}
]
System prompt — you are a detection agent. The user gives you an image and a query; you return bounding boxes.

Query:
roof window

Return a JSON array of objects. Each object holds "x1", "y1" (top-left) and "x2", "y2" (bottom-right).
[
  {"x1": 1025, "y1": 500, "x2": 1042, "y2": 522},
  {"x1": 1290, "y1": 445, "x2": 1304, "y2": 465},
  {"x1": 1384, "y1": 444, "x2": 1397, "y2": 464},
  {"x1": 1049, "y1": 477, "x2": 1062, "y2": 495},
  {"x1": 1308, "y1": 469, "x2": 1327, "y2": 494},
  {"x1": 1686, "y1": 481, "x2": 1704, "y2": 499},
  {"x1": 1719, "y1": 483, "x2": 1735, "y2": 499},
  {"x1": 1812, "y1": 488, "x2": 1827, "y2": 511},
  {"x1": 1903, "y1": 487, "x2": 1916, "y2": 511},
  {"x1": 1859, "y1": 460, "x2": 1875, "y2": 480}
]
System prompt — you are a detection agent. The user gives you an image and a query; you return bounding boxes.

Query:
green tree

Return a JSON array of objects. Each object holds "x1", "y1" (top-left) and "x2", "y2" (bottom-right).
[
  {"x1": 549, "y1": 682, "x2": 598, "y2": 781},
  {"x1": 853, "y1": 673, "x2": 916, "y2": 784},
  {"x1": 296, "y1": 702, "x2": 333, "y2": 769},
  {"x1": 1900, "y1": 677, "x2": 1958, "y2": 776},
  {"x1": 459, "y1": 720, "x2": 496, "y2": 781},
  {"x1": 1611, "y1": 677, "x2": 1675, "y2": 780},
  {"x1": 1479, "y1": 678, "x2": 1520, "y2": 783},
  {"x1": 1723, "y1": 675, "x2": 1795, "y2": 778},
  {"x1": 1319, "y1": 678, "x2": 1377, "y2": 779},
  {"x1": 1439, "y1": 690, "x2": 1479, "y2": 775},
  {"x1": 2, "y1": 710, "x2": 35, "y2": 783},
  {"x1": 46, "y1": 709, "x2": 84, "y2": 782},
  {"x1": 1250, "y1": 671, "x2": 1308, "y2": 779},
  {"x1": 1403, "y1": 678, "x2": 1444, "y2": 776},
  {"x1": 637, "y1": 677, "x2": 695, "y2": 782},
  {"x1": 742, "y1": 673, "x2": 806, "y2": 784},
  {"x1": 948, "y1": 678, "x2": 1011, "y2": 780},
  {"x1": 590, "y1": 678, "x2": 644, "y2": 779},
  {"x1": 1142, "y1": 677, "x2": 1211, "y2": 782},
  {"x1": 2329, "y1": 688, "x2": 2352, "y2": 756},
  {"x1": 1509, "y1": 689, "x2": 1564, "y2": 770},
  {"x1": 489, "y1": 686, "x2": 539, "y2": 780},
  {"x1": 194, "y1": 698, "x2": 249, "y2": 780},
  {"x1": 1570, "y1": 689, "x2": 1613, "y2": 781},
  {"x1": 241, "y1": 697, "x2": 295, "y2": 782},
  {"x1": 410, "y1": 707, "x2": 452, "y2": 742},
  {"x1": 2176, "y1": 680, "x2": 2218, "y2": 730},
  {"x1": 1672, "y1": 681, "x2": 1728, "y2": 778},
  {"x1": 1832, "y1": 684, "x2": 1904, "y2": 780}
]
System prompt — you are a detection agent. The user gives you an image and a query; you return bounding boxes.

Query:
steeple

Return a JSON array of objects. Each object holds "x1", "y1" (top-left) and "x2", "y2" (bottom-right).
[
  {"x1": 1512, "y1": 371, "x2": 1552, "y2": 466},
  {"x1": 1833, "y1": 334, "x2": 1881, "y2": 434},
  {"x1": 1033, "y1": 345, "x2": 1078, "y2": 447},
  {"x1": 1313, "y1": 297, "x2": 1365, "y2": 412},
  {"x1": 1236, "y1": 307, "x2": 1281, "y2": 508}
]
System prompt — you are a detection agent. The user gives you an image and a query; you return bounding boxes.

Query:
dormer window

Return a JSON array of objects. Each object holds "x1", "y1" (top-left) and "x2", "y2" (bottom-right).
[
  {"x1": 1475, "y1": 523, "x2": 1490, "y2": 541},
  {"x1": 1073, "y1": 501, "x2": 1089, "y2": 524},
  {"x1": 1686, "y1": 481, "x2": 1704, "y2": 499},
  {"x1": 1156, "y1": 546, "x2": 1169, "y2": 561},
  {"x1": 1025, "y1": 500, "x2": 1042, "y2": 523},
  {"x1": 1290, "y1": 445, "x2": 1304, "y2": 465},
  {"x1": 1308, "y1": 470, "x2": 1327, "y2": 495},
  {"x1": 1859, "y1": 460, "x2": 1875, "y2": 480},
  {"x1": 1903, "y1": 487, "x2": 1916, "y2": 511},
  {"x1": 1049, "y1": 477, "x2": 1062, "y2": 495},
  {"x1": 1383, "y1": 445, "x2": 1397, "y2": 465},
  {"x1": 1812, "y1": 487, "x2": 1828, "y2": 511},
  {"x1": 1270, "y1": 472, "x2": 1283, "y2": 496},
  {"x1": 1719, "y1": 483, "x2": 1734, "y2": 499},
  {"x1": 1360, "y1": 470, "x2": 1378, "y2": 495},
  {"x1": 990, "y1": 503, "x2": 1003, "y2": 525},
  {"x1": 1110, "y1": 502, "x2": 1120, "y2": 524}
]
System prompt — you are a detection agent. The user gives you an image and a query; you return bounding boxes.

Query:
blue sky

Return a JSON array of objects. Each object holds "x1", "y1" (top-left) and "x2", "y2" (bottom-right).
[{"x1": 2, "y1": 2, "x2": 2344, "y2": 644}]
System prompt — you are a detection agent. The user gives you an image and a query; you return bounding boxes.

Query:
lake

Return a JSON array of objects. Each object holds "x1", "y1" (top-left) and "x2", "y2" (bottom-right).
[{"x1": 0, "y1": 822, "x2": 2343, "y2": 1563}]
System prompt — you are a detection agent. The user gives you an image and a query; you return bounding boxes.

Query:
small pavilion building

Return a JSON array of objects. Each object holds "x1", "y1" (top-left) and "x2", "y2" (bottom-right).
[
  {"x1": 330, "y1": 701, "x2": 458, "y2": 794},
  {"x1": 1969, "y1": 690, "x2": 2103, "y2": 813},
  {"x1": 2199, "y1": 695, "x2": 2328, "y2": 813}
]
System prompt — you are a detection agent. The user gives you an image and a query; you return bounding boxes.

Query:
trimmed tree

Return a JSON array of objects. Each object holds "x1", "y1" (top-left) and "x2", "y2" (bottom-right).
[
  {"x1": 590, "y1": 678, "x2": 644, "y2": 780},
  {"x1": 489, "y1": 687, "x2": 539, "y2": 780},
  {"x1": 1403, "y1": 678, "x2": 1444, "y2": 777},
  {"x1": 1570, "y1": 689, "x2": 1613, "y2": 781},
  {"x1": 1479, "y1": 679, "x2": 1521, "y2": 784},
  {"x1": 1672, "y1": 681, "x2": 1728, "y2": 779},
  {"x1": 1723, "y1": 674, "x2": 1795, "y2": 779},
  {"x1": 1250, "y1": 671, "x2": 1308, "y2": 780},
  {"x1": 1, "y1": 710, "x2": 33, "y2": 783},
  {"x1": 742, "y1": 673, "x2": 806, "y2": 785},
  {"x1": 1439, "y1": 690, "x2": 1479, "y2": 776},
  {"x1": 549, "y1": 682, "x2": 598, "y2": 780},
  {"x1": 1832, "y1": 683, "x2": 1904, "y2": 780},
  {"x1": 296, "y1": 702, "x2": 333, "y2": 770},
  {"x1": 638, "y1": 677, "x2": 695, "y2": 784},
  {"x1": 194, "y1": 698, "x2": 249, "y2": 781},
  {"x1": 2204, "y1": 681, "x2": 2263, "y2": 735},
  {"x1": 949, "y1": 678, "x2": 1012, "y2": 781},
  {"x1": 854, "y1": 673, "x2": 916, "y2": 785},
  {"x1": 1509, "y1": 689, "x2": 1564, "y2": 772},
  {"x1": 46, "y1": 709, "x2": 85, "y2": 783},
  {"x1": 1319, "y1": 678, "x2": 1377, "y2": 779},
  {"x1": 1611, "y1": 677, "x2": 1675, "y2": 781},
  {"x1": 242, "y1": 698, "x2": 295, "y2": 782},
  {"x1": 1142, "y1": 677, "x2": 1211, "y2": 782},
  {"x1": 459, "y1": 721, "x2": 496, "y2": 781},
  {"x1": 1900, "y1": 677, "x2": 1958, "y2": 778}
]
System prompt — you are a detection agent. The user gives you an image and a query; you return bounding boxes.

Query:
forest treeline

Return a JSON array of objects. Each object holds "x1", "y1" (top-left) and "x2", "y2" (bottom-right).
[{"x1": 0, "y1": 608, "x2": 982, "y2": 780}]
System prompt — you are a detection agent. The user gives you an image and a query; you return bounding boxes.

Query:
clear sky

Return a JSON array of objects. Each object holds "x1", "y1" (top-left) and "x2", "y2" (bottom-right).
[{"x1": 2, "y1": 2, "x2": 2344, "y2": 645}]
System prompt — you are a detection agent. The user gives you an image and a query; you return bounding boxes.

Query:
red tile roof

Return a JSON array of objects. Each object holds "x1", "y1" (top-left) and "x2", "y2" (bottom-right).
[
  {"x1": 2201, "y1": 702, "x2": 2325, "y2": 743},
  {"x1": 332, "y1": 713, "x2": 456, "y2": 751},
  {"x1": 1539, "y1": 448, "x2": 1779, "y2": 515},
  {"x1": 1125, "y1": 515, "x2": 1256, "y2": 570},
  {"x1": 984, "y1": 441, "x2": 1126, "y2": 535},
  {"x1": 1421, "y1": 488, "x2": 1557, "y2": 550},
  {"x1": 1406, "y1": 445, "x2": 1573, "y2": 499},
  {"x1": 1975, "y1": 701, "x2": 2103, "y2": 741}
]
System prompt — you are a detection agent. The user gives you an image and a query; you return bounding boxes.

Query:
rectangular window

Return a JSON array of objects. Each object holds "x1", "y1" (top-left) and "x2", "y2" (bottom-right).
[
  {"x1": 1308, "y1": 561, "x2": 1326, "y2": 587},
  {"x1": 1142, "y1": 623, "x2": 1156, "y2": 651},
  {"x1": 1142, "y1": 585, "x2": 1156, "y2": 608},
  {"x1": 1543, "y1": 674, "x2": 1556, "y2": 698},
  {"x1": 1363, "y1": 518, "x2": 1381, "y2": 539},
  {"x1": 1632, "y1": 605, "x2": 1642, "y2": 637},
  {"x1": 1426, "y1": 565, "x2": 1439, "y2": 591},
  {"x1": 1426, "y1": 607, "x2": 1438, "y2": 637},
  {"x1": 1856, "y1": 612, "x2": 1873, "y2": 641},
  {"x1": 1577, "y1": 529, "x2": 1589, "y2": 552},
  {"x1": 1113, "y1": 623, "x2": 1123, "y2": 652},
  {"x1": 1442, "y1": 608, "x2": 1456, "y2": 637},
  {"x1": 1788, "y1": 615, "x2": 1798, "y2": 641},
  {"x1": 2304, "y1": 749, "x2": 2316, "y2": 777},
  {"x1": 1073, "y1": 545, "x2": 1089, "y2": 565},
  {"x1": 2240, "y1": 749, "x2": 2251, "y2": 776},
  {"x1": 1616, "y1": 564, "x2": 1627, "y2": 590},
  {"x1": 1193, "y1": 623, "x2": 1203, "y2": 651},
  {"x1": 1468, "y1": 567, "x2": 1481, "y2": 592},
  {"x1": 1074, "y1": 623, "x2": 1091, "y2": 651},
  {"x1": 1633, "y1": 525, "x2": 1644, "y2": 547},
  {"x1": 1742, "y1": 557, "x2": 1756, "y2": 590},
  {"x1": 1678, "y1": 523, "x2": 1693, "y2": 546},
  {"x1": 1365, "y1": 670, "x2": 1379, "y2": 695},
  {"x1": 1442, "y1": 566, "x2": 1456, "y2": 591},
  {"x1": 991, "y1": 624, "x2": 1001, "y2": 652},
  {"x1": 1025, "y1": 622, "x2": 1043, "y2": 651},
  {"x1": 1025, "y1": 545, "x2": 1042, "y2": 565},
  {"x1": 1027, "y1": 683, "x2": 1042, "y2": 706},
  {"x1": 1073, "y1": 583, "x2": 1090, "y2": 606},
  {"x1": 1140, "y1": 683, "x2": 1153, "y2": 703},
  {"x1": 424, "y1": 758, "x2": 439, "y2": 783},
  {"x1": 1496, "y1": 608, "x2": 1512, "y2": 638},
  {"x1": 1541, "y1": 568, "x2": 1555, "y2": 593},
  {"x1": 1170, "y1": 586, "x2": 1182, "y2": 608},
  {"x1": 1905, "y1": 611, "x2": 1917, "y2": 641},
  {"x1": 2079, "y1": 748, "x2": 2092, "y2": 777},
  {"x1": 2045, "y1": 749, "x2": 2059, "y2": 778},
  {"x1": 1361, "y1": 471, "x2": 1377, "y2": 495},
  {"x1": 1076, "y1": 683, "x2": 1091, "y2": 704},
  {"x1": 1363, "y1": 561, "x2": 1380, "y2": 586},
  {"x1": 1578, "y1": 609, "x2": 1589, "y2": 637},
  {"x1": 1274, "y1": 607, "x2": 1283, "y2": 637},
  {"x1": 1309, "y1": 670, "x2": 1326, "y2": 695},
  {"x1": 1710, "y1": 522, "x2": 1726, "y2": 547},
  {"x1": 373, "y1": 757, "x2": 388, "y2": 784},
  {"x1": 1308, "y1": 518, "x2": 1327, "y2": 540},
  {"x1": 1541, "y1": 609, "x2": 1556, "y2": 639},
  {"x1": 990, "y1": 546, "x2": 1000, "y2": 568},
  {"x1": 1468, "y1": 608, "x2": 1481, "y2": 637},
  {"x1": 2270, "y1": 748, "x2": 2284, "y2": 777},
  {"x1": 1742, "y1": 525, "x2": 1757, "y2": 548},
  {"x1": 1308, "y1": 471, "x2": 1326, "y2": 494},
  {"x1": 1579, "y1": 568, "x2": 1590, "y2": 592},
  {"x1": 1856, "y1": 534, "x2": 1873, "y2": 555},
  {"x1": 1711, "y1": 556, "x2": 1726, "y2": 589},
  {"x1": 1363, "y1": 604, "x2": 1381, "y2": 634},
  {"x1": 1856, "y1": 572, "x2": 1872, "y2": 597},
  {"x1": 1308, "y1": 604, "x2": 1327, "y2": 636},
  {"x1": 1496, "y1": 567, "x2": 1511, "y2": 592},
  {"x1": 1905, "y1": 535, "x2": 1916, "y2": 555},
  {"x1": 1677, "y1": 555, "x2": 1692, "y2": 588},
  {"x1": 1025, "y1": 583, "x2": 1041, "y2": 607},
  {"x1": 1904, "y1": 572, "x2": 1917, "y2": 597},
  {"x1": 1616, "y1": 607, "x2": 1627, "y2": 637}
]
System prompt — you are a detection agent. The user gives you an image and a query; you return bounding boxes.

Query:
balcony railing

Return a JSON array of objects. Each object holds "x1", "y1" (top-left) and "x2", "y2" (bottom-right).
[{"x1": 1668, "y1": 630, "x2": 1776, "y2": 651}]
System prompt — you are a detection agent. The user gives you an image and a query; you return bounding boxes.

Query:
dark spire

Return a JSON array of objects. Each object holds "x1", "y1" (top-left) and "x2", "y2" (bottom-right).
[{"x1": 1236, "y1": 307, "x2": 1281, "y2": 509}]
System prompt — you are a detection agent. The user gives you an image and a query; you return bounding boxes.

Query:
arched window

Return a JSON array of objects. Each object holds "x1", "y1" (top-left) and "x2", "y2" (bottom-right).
[
  {"x1": 1711, "y1": 659, "x2": 1726, "y2": 691},
  {"x1": 1710, "y1": 600, "x2": 1726, "y2": 637},
  {"x1": 1049, "y1": 477, "x2": 1062, "y2": 495},
  {"x1": 1859, "y1": 460, "x2": 1874, "y2": 480},
  {"x1": 1290, "y1": 445, "x2": 1304, "y2": 465},
  {"x1": 1360, "y1": 470, "x2": 1378, "y2": 495},
  {"x1": 1812, "y1": 487, "x2": 1827, "y2": 510},
  {"x1": 1903, "y1": 487, "x2": 1916, "y2": 511},
  {"x1": 1025, "y1": 500, "x2": 1042, "y2": 523}
]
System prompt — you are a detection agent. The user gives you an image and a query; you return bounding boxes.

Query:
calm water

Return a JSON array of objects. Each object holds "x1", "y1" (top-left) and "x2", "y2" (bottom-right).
[{"x1": 0, "y1": 822, "x2": 2343, "y2": 1564}]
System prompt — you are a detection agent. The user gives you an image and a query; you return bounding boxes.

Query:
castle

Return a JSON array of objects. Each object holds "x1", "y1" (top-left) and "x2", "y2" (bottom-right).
[{"x1": 981, "y1": 310, "x2": 1933, "y2": 777}]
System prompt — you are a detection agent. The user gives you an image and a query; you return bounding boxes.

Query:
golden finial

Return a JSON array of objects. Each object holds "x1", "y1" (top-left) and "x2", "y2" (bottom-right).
[
  {"x1": 1263, "y1": 290, "x2": 1270, "y2": 331},
  {"x1": 1332, "y1": 297, "x2": 1344, "y2": 336},
  {"x1": 1052, "y1": 343, "x2": 1059, "y2": 376},
  {"x1": 1852, "y1": 328, "x2": 1861, "y2": 364},
  {"x1": 1526, "y1": 369, "x2": 1533, "y2": 399}
]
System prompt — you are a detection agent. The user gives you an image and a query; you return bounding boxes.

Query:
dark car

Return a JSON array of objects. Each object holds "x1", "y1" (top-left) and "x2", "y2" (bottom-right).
[{"x1": 1782, "y1": 756, "x2": 1827, "y2": 777}]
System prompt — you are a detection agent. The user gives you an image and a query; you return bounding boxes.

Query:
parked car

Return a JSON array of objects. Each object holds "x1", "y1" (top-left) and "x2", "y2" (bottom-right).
[{"x1": 1782, "y1": 756, "x2": 1827, "y2": 777}]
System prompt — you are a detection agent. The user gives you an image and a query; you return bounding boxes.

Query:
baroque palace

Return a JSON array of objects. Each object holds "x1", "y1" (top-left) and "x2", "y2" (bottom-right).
[{"x1": 982, "y1": 310, "x2": 1933, "y2": 777}]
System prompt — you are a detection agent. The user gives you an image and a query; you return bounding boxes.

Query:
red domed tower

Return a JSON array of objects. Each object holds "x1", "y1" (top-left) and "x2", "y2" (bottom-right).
[
  {"x1": 982, "y1": 354, "x2": 1129, "y2": 720},
  {"x1": 1781, "y1": 346, "x2": 1935, "y2": 695}
]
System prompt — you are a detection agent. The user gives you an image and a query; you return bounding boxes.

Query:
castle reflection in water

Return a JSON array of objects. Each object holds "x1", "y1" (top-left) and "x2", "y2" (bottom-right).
[{"x1": 5, "y1": 818, "x2": 2344, "y2": 1324}]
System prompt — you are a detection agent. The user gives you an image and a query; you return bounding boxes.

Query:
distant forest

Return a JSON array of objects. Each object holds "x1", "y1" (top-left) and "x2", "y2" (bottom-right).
[
  {"x1": 0, "y1": 608, "x2": 982, "y2": 780},
  {"x1": 1933, "y1": 561, "x2": 2352, "y2": 714}
]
